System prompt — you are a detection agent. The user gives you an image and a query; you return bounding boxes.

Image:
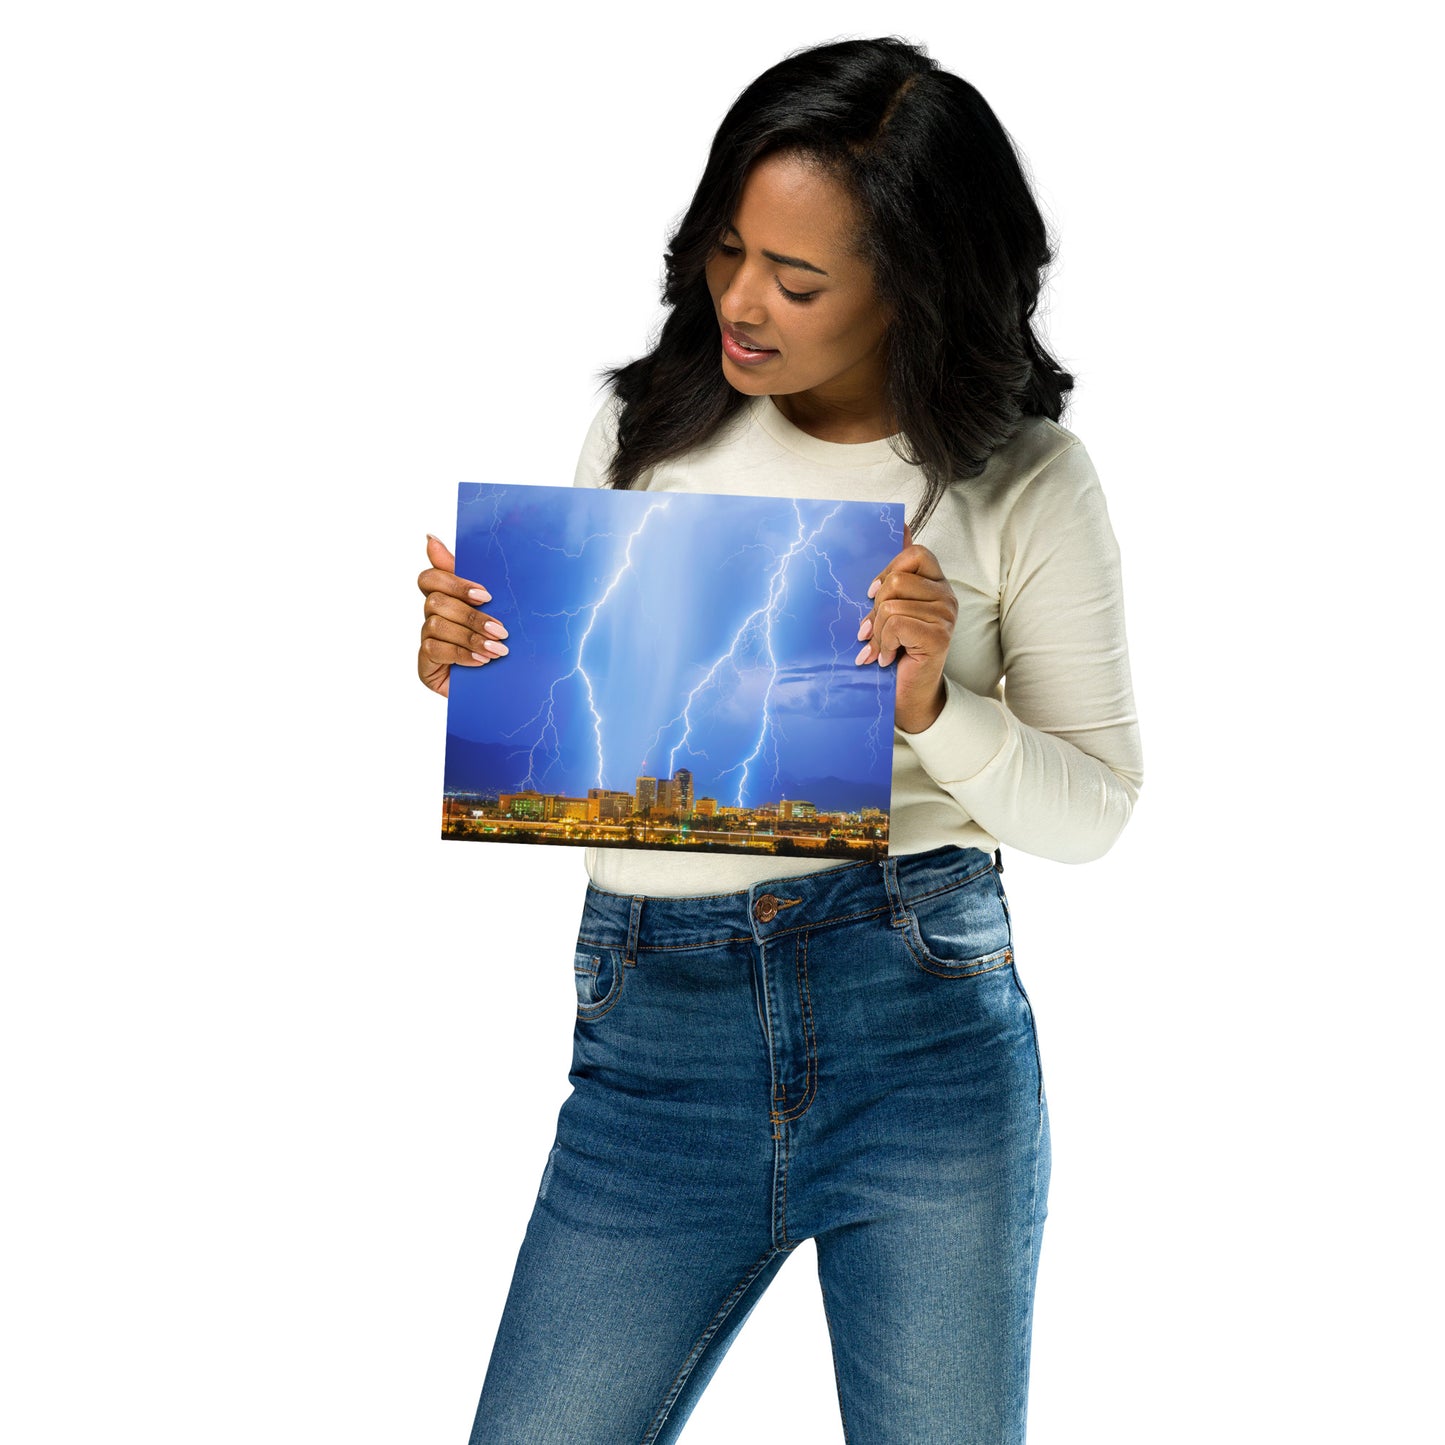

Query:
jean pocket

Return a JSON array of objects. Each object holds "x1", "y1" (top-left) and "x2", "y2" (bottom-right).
[
  {"x1": 902, "y1": 866, "x2": 1014, "y2": 979},
  {"x1": 573, "y1": 944, "x2": 627, "y2": 1020}
]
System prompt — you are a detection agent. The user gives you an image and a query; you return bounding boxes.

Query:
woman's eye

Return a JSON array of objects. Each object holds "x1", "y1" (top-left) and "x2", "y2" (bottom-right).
[
  {"x1": 714, "y1": 240, "x2": 816, "y2": 303},
  {"x1": 776, "y1": 280, "x2": 817, "y2": 304}
]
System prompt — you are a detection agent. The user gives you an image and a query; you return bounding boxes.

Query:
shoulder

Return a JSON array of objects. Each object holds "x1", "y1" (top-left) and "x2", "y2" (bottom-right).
[
  {"x1": 979, "y1": 415, "x2": 1111, "y2": 532},
  {"x1": 987, "y1": 417, "x2": 1123, "y2": 590},
  {"x1": 986, "y1": 415, "x2": 1097, "y2": 498},
  {"x1": 923, "y1": 414, "x2": 1101, "y2": 538}
]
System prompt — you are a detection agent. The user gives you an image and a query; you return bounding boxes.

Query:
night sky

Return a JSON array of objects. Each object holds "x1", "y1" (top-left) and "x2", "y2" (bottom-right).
[{"x1": 444, "y1": 484, "x2": 901, "y2": 810}]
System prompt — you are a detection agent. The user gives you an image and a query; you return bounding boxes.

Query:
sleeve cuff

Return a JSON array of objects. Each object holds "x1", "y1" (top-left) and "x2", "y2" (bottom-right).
[{"x1": 896, "y1": 673, "x2": 1011, "y2": 785}]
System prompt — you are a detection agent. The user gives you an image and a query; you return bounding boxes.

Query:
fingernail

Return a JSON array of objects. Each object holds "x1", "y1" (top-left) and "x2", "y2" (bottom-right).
[
  {"x1": 468, "y1": 587, "x2": 492, "y2": 603},
  {"x1": 483, "y1": 620, "x2": 508, "y2": 639},
  {"x1": 470, "y1": 652, "x2": 491, "y2": 663},
  {"x1": 427, "y1": 532, "x2": 440, "y2": 543},
  {"x1": 482, "y1": 640, "x2": 509, "y2": 656},
  {"x1": 854, "y1": 643, "x2": 871, "y2": 666},
  {"x1": 867, "y1": 578, "x2": 880, "y2": 598},
  {"x1": 856, "y1": 617, "x2": 873, "y2": 641}
]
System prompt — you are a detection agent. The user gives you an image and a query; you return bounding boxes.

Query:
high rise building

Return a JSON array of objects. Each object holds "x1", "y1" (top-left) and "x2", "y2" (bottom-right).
[
  {"x1": 635, "y1": 776, "x2": 657, "y2": 815},
  {"x1": 673, "y1": 768, "x2": 694, "y2": 813}
]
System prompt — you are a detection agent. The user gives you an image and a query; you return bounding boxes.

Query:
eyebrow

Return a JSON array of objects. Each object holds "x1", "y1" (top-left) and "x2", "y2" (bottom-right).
[{"x1": 723, "y1": 224, "x2": 829, "y2": 277}]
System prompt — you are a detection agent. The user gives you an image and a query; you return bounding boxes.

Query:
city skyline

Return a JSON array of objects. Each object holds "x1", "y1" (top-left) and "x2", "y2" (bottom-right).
[{"x1": 442, "y1": 762, "x2": 889, "y2": 858}]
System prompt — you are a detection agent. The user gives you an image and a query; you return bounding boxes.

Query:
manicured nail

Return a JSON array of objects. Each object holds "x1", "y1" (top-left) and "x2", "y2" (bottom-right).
[
  {"x1": 867, "y1": 578, "x2": 880, "y2": 598},
  {"x1": 855, "y1": 643, "x2": 871, "y2": 665},
  {"x1": 482, "y1": 640, "x2": 509, "y2": 656},
  {"x1": 856, "y1": 617, "x2": 873, "y2": 641},
  {"x1": 468, "y1": 587, "x2": 492, "y2": 603},
  {"x1": 470, "y1": 652, "x2": 491, "y2": 663},
  {"x1": 427, "y1": 532, "x2": 440, "y2": 543},
  {"x1": 482, "y1": 620, "x2": 508, "y2": 639}
]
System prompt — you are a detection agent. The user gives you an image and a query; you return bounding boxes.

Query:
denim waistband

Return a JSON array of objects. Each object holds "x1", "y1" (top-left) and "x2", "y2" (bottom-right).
[{"x1": 579, "y1": 845, "x2": 999, "y2": 959}]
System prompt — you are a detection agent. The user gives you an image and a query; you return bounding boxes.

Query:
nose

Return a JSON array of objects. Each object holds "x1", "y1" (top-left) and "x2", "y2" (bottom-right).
[{"x1": 717, "y1": 258, "x2": 769, "y2": 329}]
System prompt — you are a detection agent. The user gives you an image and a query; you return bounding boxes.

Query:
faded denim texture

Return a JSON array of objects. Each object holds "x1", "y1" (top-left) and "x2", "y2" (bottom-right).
[{"x1": 468, "y1": 844, "x2": 1050, "y2": 1444}]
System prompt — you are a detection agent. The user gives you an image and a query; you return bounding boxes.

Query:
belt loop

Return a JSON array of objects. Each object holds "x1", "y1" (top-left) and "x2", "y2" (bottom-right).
[
  {"x1": 626, "y1": 895, "x2": 645, "y2": 966},
  {"x1": 881, "y1": 857, "x2": 907, "y2": 928},
  {"x1": 994, "y1": 847, "x2": 1004, "y2": 874}
]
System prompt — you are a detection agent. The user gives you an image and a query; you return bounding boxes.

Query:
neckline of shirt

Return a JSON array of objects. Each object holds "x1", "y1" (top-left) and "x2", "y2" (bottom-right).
[{"x1": 750, "y1": 394, "x2": 902, "y2": 468}]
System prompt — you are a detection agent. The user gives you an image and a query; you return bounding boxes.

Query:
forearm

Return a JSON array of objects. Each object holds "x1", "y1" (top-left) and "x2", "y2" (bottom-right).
[{"x1": 897, "y1": 673, "x2": 1143, "y2": 864}]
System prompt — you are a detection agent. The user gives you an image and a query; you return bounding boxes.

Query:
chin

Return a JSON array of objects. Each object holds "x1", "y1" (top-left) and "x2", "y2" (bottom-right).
[{"x1": 720, "y1": 365, "x2": 772, "y2": 395}]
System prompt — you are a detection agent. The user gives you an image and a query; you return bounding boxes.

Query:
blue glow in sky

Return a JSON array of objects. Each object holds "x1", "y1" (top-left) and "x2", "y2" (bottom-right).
[{"x1": 444, "y1": 484, "x2": 901, "y2": 809}]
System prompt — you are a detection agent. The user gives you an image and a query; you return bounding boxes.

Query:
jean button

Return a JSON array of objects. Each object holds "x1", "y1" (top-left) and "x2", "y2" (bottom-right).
[{"x1": 754, "y1": 893, "x2": 779, "y2": 923}]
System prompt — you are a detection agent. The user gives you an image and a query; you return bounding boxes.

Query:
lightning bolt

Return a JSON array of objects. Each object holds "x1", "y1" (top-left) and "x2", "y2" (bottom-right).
[
  {"x1": 653, "y1": 500, "x2": 875, "y2": 807},
  {"x1": 500, "y1": 497, "x2": 672, "y2": 790},
  {"x1": 729, "y1": 501, "x2": 841, "y2": 804},
  {"x1": 534, "y1": 529, "x2": 628, "y2": 559},
  {"x1": 880, "y1": 503, "x2": 904, "y2": 547}
]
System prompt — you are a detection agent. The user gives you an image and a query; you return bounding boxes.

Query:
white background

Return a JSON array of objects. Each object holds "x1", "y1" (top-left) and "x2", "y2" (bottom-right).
[{"x1": 3, "y1": 2, "x2": 1438, "y2": 1440}]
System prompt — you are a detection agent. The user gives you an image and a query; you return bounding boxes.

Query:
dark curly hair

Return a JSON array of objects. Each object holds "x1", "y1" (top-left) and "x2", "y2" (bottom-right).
[{"x1": 599, "y1": 35, "x2": 1074, "y2": 535}]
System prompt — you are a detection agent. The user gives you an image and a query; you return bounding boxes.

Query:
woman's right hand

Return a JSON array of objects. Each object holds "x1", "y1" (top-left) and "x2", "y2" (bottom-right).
[{"x1": 416, "y1": 533, "x2": 510, "y2": 698}]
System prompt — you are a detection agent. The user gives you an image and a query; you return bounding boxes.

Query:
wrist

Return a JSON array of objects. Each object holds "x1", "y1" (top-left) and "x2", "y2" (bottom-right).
[{"x1": 895, "y1": 680, "x2": 947, "y2": 735}]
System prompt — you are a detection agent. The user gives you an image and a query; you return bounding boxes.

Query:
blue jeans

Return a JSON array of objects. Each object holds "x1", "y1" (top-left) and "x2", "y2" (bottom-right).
[{"x1": 468, "y1": 845, "x2": 1050, "y2": 1443}]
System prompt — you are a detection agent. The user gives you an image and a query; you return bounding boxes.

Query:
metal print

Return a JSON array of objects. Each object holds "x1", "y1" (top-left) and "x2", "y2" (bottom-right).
[{"x1": 442, "y1": 483, "x2": 901, "y2": 859}]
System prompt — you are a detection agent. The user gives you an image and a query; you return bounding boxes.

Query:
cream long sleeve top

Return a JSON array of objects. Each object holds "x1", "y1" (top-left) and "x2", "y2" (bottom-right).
[{"x1": 571, "y1": 390, "x2": 1143, "y2": 897}]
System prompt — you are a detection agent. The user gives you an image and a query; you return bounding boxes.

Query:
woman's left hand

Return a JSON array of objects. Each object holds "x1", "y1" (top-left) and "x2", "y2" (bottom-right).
[{"x1": 855, "y1": 523, "x2": 958, "y2": 734}]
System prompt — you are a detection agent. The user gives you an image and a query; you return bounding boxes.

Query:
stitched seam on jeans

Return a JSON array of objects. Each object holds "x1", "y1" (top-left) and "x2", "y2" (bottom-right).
[
  {"x1": 900, "y1": 861, "x2": 997, "y2": 908},
  {"x1": 900, "y1": 925, "x2": 1013, "y2": 979},
  {"x1": 641, "y1": 1247, "x2": 784, "y2": 1444},
  {"x1": 575, "y1": 951, "x2": 626, "y2": 1020},
  {"x1": 638, "y1": 936, "x2": 756, "y2": 951},
  {"x1": 1017, "y1": 1082, "x2": 1046, "y2": 1441},
  {"x1": 761, "y1": 942, "x2": 794, "y2": 1246},
  {"x1": 778, "y1": 1117, "x2": 793, "y2": 1246},
  {"x1": 763, "y1": 900, "x2": 890, "y2": 939},
  {"x1": 774, "y1": 933, "x2": 818, "y2": 1123},
  {"x1": 760, "y1": 937, "x2": 781, "y2": 1139},
  {"x1": 1013, "y1": 967, "x2": 1044, "y2": 1111},
  {"x1": 575, "y1": 934, "x2": 755, "y2": 951}
]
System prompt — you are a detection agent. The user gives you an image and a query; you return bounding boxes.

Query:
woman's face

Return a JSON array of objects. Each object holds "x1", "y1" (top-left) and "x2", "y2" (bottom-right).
[{"x1": 704, "y1": 152, "x2": 891, "y2": 414}]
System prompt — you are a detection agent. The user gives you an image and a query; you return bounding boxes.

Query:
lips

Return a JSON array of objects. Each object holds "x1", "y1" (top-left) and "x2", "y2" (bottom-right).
[
  {"x1": 720, "y1": 324, "x2": 779, "y2": 367},
  {"x1": 723, "y1": 324, "x2": 777, "y2": 353}
]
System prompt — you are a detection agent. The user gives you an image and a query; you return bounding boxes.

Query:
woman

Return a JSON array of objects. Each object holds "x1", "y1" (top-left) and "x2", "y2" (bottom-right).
[{"x1": 418, "y1": 36, "x2": 1142, "y2": 1443}]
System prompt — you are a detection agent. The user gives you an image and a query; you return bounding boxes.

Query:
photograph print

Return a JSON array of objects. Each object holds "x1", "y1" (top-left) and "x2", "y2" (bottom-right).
[{"x1": 442, "y1": 482, "x2": 901, "y2": 859}]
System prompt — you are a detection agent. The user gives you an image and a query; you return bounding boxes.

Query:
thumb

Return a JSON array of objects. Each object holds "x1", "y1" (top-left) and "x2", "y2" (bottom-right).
[
  {"x1": 903, "y1": 520, "x2": 913, "y2": 550},
  {"x1": 426, "y1": 532, "x2": 456, "y2": 573}
]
